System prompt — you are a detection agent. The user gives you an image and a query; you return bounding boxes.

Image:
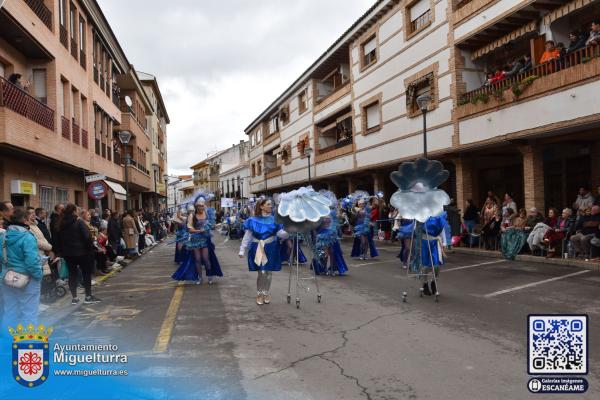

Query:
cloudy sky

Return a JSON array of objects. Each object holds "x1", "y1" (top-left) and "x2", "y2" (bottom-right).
[{"x1": 100, "y1": 0, "x2": 374, "y2": 175}]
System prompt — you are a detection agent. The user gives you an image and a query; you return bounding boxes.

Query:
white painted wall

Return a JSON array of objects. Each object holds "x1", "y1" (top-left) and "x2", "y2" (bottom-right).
[{"x1": 454, "y1": 0, "x2": 531, "y2": 43}]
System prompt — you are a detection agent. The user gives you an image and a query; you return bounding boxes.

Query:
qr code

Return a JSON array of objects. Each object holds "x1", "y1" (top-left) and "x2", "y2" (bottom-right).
[{"x1": 528, "y1": 315, "x2": 588, "y2": 375}]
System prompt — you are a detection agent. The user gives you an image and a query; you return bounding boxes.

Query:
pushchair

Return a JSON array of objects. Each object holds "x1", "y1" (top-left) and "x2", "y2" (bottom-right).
[{"x1": 41, "y1": 258, "x2": 68, "y2": 301}]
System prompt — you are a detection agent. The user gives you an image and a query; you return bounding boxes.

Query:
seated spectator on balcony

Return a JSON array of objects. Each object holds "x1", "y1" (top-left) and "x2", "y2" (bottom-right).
[
  {"x1": 483, "y1": 72, "x2": 494, "y2": 87},
  {"x1": 585, "y1": 20, "x2": 600, "y2": 46},
  {"x1": 518, "y1": 54, "x2": 532, "y2": 74},
  {"x1": 543, "y1": 208, "x2": 575, "y2": 258},
  {"x1": 567, "y1": 31, "x2": 587, "y2": 54},
  {"x1": 501, "y1": 193, "x2": 517, "y2": 216},
  {"x1": 570, "y1": 205, "x2": 600, "y2": 258},
  {"x1": 527, "y1": 208, "x2": 557, "y2": 253},
  {"x1": 7, "y1": 73, "x2": 30, "y2": 91},
  {"x1": 573, "y1": 187, "x2": 595, "y2": 211},
  {"x1": 481, "y1": 213, "x2": 502, "y2": 250},
  {"x1": 504, "y1": 58, "x2": 524, "y2": 78},
  {"x1": 489, "y1": 68, "x2": 506, "y2": 84},
  {"x1": 539, "y1": 41, "x2": 560, "y2": 64},
  {"x1": 501, "y1": 208, "x2": 527, "y2": 260}
]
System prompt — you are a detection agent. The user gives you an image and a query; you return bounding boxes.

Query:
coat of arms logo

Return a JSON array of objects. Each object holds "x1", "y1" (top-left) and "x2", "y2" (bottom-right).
[{"x1": 9, "y1": 324, "x2": 53, "y2": 388}]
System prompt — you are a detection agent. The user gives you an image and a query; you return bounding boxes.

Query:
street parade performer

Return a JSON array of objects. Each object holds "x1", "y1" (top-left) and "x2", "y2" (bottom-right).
[
  {"x1": 172, "y1": 191, "x2": 223, "y2": 284},
  {"x1": 312, "y1": 191, "x2": 348, "y2": 275},
  {"x1": 172, "y1": 207, "x2": 188, "y2": 264},
  {"x1": 350, "y1": 192, "x2": 379, "y2": 260},
  {"x1": 239, "y1": 198, "x2": 288, "y2": 305}
]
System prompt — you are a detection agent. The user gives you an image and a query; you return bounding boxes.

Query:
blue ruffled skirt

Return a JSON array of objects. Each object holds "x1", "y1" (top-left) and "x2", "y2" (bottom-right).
[
  {"x1": 248, "y1": 240, "x2": 282, "y2": 272},
  {"x1": 350, "y1": 234, "x2": 379, "y2": 258},
  {"x1": 312, "y1": 240, "x2": 348, "y2": 275},
  {"x1": 172, "y1": 238, "x2": 223, "y2": 280}
]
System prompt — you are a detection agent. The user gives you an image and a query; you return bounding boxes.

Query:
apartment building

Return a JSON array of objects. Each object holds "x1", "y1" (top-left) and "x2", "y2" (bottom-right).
[
  {"x1": 167, "y1": 175, "x2": 192, "y2": 212},
  {"x1": 0, "y1": 0, "x2": 169, "y2": 213},
  {"x1": 245, "y1": 0, "x2": 600, "y2": 213},
  {"x1": 138, "y1": 71, "x2": 170, "y2": 210}
]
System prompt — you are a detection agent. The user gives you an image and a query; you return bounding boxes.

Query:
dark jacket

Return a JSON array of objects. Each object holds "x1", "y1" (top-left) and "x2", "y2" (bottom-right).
[
  {"x1": 36, "y1": 218, "x2": 52, "y2": 243},
  {"x1": 107, "y1": 218, "x2": 121, "y2": 245},
  {"x1": 49, "y1": 212, "x2": 61, "y2": 247},
  {"x1": 445, "y1": 205, "x2": 462, "y2": 236},
  {"x1": 57, "y1": 216, "x2": 93, "y2": 257},
  {"x1": 463, "y1": 204, "x2": 479, "y2": 222},
  {"x1": 575, "y1": 214, "x2": 600, "y2": 235},
  {"x1": 567, "y1": 36, "x2": 587, "y2": 54}
]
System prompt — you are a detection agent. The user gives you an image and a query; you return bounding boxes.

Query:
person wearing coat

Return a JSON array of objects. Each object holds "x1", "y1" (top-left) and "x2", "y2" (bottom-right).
[
  {"x1": 1, "y1": 208, "x2": 43, "y2": 328},
  {"x1": 122, "y1": 211, "x2": 140, "y2": 256},
  {"x1": 57, "y1": 204, "x2": 100, "y2": 305},
  {"x1": 26, "y1": 208, "x2": 52, "y2": 277},
  {"x1": 107, "y1": 212, "x2": 122, "y2": 260}
]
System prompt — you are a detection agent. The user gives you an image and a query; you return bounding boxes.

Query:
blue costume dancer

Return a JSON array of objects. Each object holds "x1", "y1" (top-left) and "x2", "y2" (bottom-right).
[
  {"x1": 239, "y1": 198, "x2": 287, "y2": 305},
  {"x1": 313, "y1": 208, "x2": 348, "y2": 275},
  {"x1": 172, "y1": 195, "x2": 223, "y2": 284},
  {"x1": 397, "y1": 218, "x2": 415, "y2": 267},
  {"x1": 173, "y1": 208, "x2": 188, "y2": 264},
  {"x1": 350, "y1": 196, "x2": 379, "y2": 260}
]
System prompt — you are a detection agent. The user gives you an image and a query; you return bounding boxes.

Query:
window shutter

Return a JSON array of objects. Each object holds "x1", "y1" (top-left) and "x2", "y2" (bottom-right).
[
  {"x1": 410, "y1": 0, "x2": 430, "y2": 21},
  {"x1": 366, "y1": 104, "x2": 380, "y2": 129},
  {"x1": 363, "y1": 37, "x2": 377, "y2": 54},
  {"x1": 33, "y1": 70, "x2": 47, "y2": 103}
]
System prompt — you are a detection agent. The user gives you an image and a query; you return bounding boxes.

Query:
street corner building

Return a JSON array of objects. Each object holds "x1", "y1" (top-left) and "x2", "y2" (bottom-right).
[
  {"x1": 0, "y1": 0, "x2": 170, "y2": 212},
  {"x1": 244, "y1": 0, "x2": 600, "y2": 212}
]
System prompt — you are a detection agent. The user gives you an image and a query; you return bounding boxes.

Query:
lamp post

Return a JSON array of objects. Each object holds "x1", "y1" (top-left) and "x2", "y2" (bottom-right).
[
  {"x1": 304, "y1": 146, "x2": 313, "y2": 186},
  {"x1": 163, "y1": 173, "x2": 169, "y2": 212},
  {"x1": 118, "y1": 130, "x2": 132, "y2": 210},
  {"x1": 416, "y1": 94, "x2": 432, "y2": 159},
  {"x1": 237, "y1": 176, "x2": 243, "y2": 208}
]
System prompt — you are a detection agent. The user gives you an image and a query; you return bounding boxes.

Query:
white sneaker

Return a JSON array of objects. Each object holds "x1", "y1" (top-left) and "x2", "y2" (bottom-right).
[{"x1": 91, "y1": 280, "x2": 97, "y2": 286}]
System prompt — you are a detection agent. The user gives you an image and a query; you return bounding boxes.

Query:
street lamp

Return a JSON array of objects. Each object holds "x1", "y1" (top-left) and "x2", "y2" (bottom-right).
[
  {"x1": 118, "y1": 130, "x2": 132, "y2": 210},
  {"x1": 237, "y1": 176, "x2": 244, "y2": 207},
  {"x1": 163, "y1": 173, "x2": 169, "y2": 212},
  {"x1": 304, "y1": 146, "x2": 313, "y2": 186},
  {"x1": 416, "y1": 94, "x2": 432, "y2": 159}
]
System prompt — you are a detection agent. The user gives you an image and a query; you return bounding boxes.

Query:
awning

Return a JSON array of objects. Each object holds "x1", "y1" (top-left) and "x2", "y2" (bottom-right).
[
  {"x1": 103, "y1": 180, "x2": 127, "y2": 201},
  {"x1": 544, "y1": 0, "x2": 594, "y2": 26},
  {"x1": 472, "y1": 21, "x2": 538, "y2": 60}
]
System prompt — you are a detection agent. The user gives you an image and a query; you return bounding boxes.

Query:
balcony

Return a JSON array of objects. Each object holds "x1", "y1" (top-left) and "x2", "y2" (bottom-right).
[
  {"x1": 0, "y1": 77, "x2": 55, "y2": 131},
  {"x1": 266, "y1": 166, "x2": 282, "y2": 179},
  {"x1": 24, "y1": 0, "x2": 52, "y2": 31},
  {"x1": 81, "y1": 129, "x2": 88, "y2": 148},
  {"x1": 61, "y1": 116, "x2": 70, "y2": 139},
  {"x1": 457, "y1": 44, "x2": 600, "y2": 118},
  {"x1": 80, "y1": 51, "x2": 86, "y2": 69},
  {"x1": 70, "y1": 38, "x2": 78, "y2": 59},
  {"x1": 72, "y1": 120, "x2": 80, "y2": 144},
  {"x1": 59, "y1": 26, "x2": 68, "y2": 48}
]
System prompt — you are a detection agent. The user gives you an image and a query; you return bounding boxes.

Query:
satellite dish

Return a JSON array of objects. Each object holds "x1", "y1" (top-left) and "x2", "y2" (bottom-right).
[{"x1": 124, "y1": 95, "x2": 133, "y2": 107}]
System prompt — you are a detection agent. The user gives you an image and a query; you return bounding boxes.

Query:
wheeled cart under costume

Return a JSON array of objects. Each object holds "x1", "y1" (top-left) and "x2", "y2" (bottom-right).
[{"x1": 389, "y1": 158, "x2": 450, "y2": 303}]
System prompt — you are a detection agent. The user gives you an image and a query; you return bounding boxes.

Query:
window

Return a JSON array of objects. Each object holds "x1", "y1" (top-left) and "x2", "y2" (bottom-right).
[
  {"x1": 79, "y1": 16, "x2": 85, "y2": 52},
  {"x1": 361, "y1": 35, "x2": 377, "y2": 69},
  {"x1": 281, "y1": 143, "x2": 292, "y2": 165},
  {"x1": 298, "y1": 90, "x2": 307, "y2": 114},
  {"x1": 256, "y1": 128, "x2": 262, "y2": 144},
  {"x1": 70, "y1": 2, "x2": 76, "y2": 39},
  {"x1": 407, "y1": 0, "x2": 432, "y2": 35},
  {"x1": 40, "y1": 186, "x2": 54, "y2": 214},
  {"x1": 269, "y1": 114, "x2": 279, "y2": 135},
  {"x1": 297, "y1": 133, "x2": 310, "y2": 156},
  {"x1": 317, "y1": 109, "x2": 353, "y2": 152},
  {"x1": 256, "y1": 160, "x2": 262, "y2": 176},
  {"x1": 32, "y1": 69, "x2": 47, "y2": 104},
  {"x1": 406, "y1": 72, "x2": 434, "y2": 115},
  {"x1": 316, "y1": 65, "x2": 350, "y2": 102},
  {"x1": 279, "y1": 105, "x2": 290, "y2": 125},
  {"x1": 59, "y1": 0, "x2": 66, "y2": 26},
  {"x1": 56, "y1": 188, "x2": 69, "y2": 204},
  {"x1": 251, "y1": 163, "x2": 256, "y2": 177},
  {"x1": 0, "y1": 62, "x2": 4, "y2": 78},
  {"x1": 361, "y1": 96, "x2": 381, "y2": 135}
]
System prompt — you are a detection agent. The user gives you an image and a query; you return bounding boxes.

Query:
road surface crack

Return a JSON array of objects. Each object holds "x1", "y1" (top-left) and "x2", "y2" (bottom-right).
[{"x1": 254, "y1": 312, "x2": 401, "y2": 399}]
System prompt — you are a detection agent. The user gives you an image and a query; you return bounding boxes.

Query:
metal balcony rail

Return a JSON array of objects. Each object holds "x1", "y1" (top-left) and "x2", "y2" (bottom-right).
[
  {"x1": 70, "y1": 38, "x2": 78, "y2": 59},
  {"x1": 61, "y1": 116, "x2": 70, "y2": 139},
  {"x1": 72, "y1": 119, "x2": 80, "y2": 144},
  {"x1": 0, "y1": 76, "x2": 55, "y2": 131},
  {"x1": 410, "y1": 9, "x2": 432, "y2": 34},
  {"x1": 59, "y1": 26, "x2": 68, "y2": 48},
  {"x1": 24, "y1": 0, "x2": 52, "y2": 31},
  {"x1": 80, "y1": 51, "x2": 86, "y2": 69},
  {"x1": 81, "y1": 129, "x2": 88, "y2": 148},
  {"x1": 460, "y1": 44, "x2": 600, "y2": 105}
]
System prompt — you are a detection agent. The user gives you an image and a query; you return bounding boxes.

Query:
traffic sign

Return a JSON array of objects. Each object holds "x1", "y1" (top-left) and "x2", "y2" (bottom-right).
[
  {"x1": 85, "y1": 173, "x2": 107, "y2": 183},
  {"x1": 87, "y1": 181, "x2": 107, "y2": 200}
]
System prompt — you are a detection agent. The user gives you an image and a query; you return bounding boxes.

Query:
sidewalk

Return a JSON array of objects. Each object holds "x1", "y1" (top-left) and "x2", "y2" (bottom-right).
[{"x1": 340, "y1": 235, "x2": 600, "y2": 273}]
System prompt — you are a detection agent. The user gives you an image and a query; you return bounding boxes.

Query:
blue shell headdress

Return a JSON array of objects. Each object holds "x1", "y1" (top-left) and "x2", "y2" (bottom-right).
[
  {"x1": 389, "y1": 158, "x2": 450, "y2": 223},
  {"x1": 348, "y1": 190, "x2": 370, "y2": 206},
  {"x1": 318, "y1": 190, "x2": 338, "y2": 209}
]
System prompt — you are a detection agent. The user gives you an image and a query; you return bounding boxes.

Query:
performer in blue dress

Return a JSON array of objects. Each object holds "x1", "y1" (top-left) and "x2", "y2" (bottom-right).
[
  {"x1": 172, "y1": 196, "x2": 223, "y2": 284},
  {"x1": 350, "y1": 197, "x2": 379, "y2": 260},
  {"x1": 416, "y1": 214, "x2": 446, "y2": 295},
  {"x1": 173, "y1": 207, "x2": 188, "y2": 264},
  {"x1": 313, "y1": 208, "x2": 348, "y2": 275},
  {"x1": 397, "y1": 217, "x2": 415, "y2": 268},
  {"x1": 239, "y1": 198, "x2": 288, "y2": 305},
  {"x1": 280, "y1": 235, "x2": 307, "y2": 265}
]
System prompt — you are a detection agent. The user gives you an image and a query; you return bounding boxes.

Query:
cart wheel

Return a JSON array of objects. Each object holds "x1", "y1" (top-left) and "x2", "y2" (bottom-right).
[
  {"x1": 54, "y1": 286, "x2": 67, "y2": 298},
  {"x1": 317, "y1": 294, "x2": 322, "y2": 303},
  {"x1": 419, "y1": 288, "x2": 424, "y2": 298},
  {"x1": 402, "y1": 292, "x2": 407, "y2": 303},
  {"x1": 295, "y1": 299, "x2": 300, "y2": 309},
  {"x1": 286, "y1": 294, "x2": 291, "y2": 304}
]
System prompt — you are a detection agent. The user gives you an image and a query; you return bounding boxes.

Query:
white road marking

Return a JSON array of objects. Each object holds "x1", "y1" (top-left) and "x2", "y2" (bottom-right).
[
  {"x1": 444, "y1": 260, "x2": 507, "y2": 272},
  {"x1": 484, "y1": 270, "x2": 590, "y2": 298}
]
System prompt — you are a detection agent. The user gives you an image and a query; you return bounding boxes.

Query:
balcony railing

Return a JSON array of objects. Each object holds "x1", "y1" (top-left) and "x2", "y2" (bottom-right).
[
  {"x1": 318, "y1": 137, "x2": 353, "y2": 155},
  {"x1": 59, "y1": 26, "x2": 68, "y2": 48},
  {"x1": 81, "y1": 129, "x2": 88, "y2": 148},
  {"x1": 101, "y1": 142, "x2": 106, "y2": 158},
  {"x1": 99, "y1": 74, "x2": 105, "y2": 91},
  {"x1": 61, "y1": 116, "x2": 70, "y2": 139},
  {"x1": 107, "y1": 146, "x2": 111, "y2": 161},
  {"x1": 113, "y1": 148, "x2": 121, "y2": 165},
  {"x1": 93, "y1": 66, "x2": 98, "y2": 83},
  {"x1": 72, "y1": 120, "x2": 80, "y2": 144},
  {"x1": 455, "y1": 0, "x2": 473, "y2": 10},
  {"x1": 410, "y1": 9, "x2": 432, "y2": 34},
  {"x1": 95, "y1": 138, "x2": 100, "y2": 155},
  {"x1": 460, "y1": 44, "x2": 600, "y2": 105},
  {"x1": 25, "y1": 0, "x2": 53, "y2": 30},
  {"x1": 0, "y1": 76, "x2": 55, "y2": 131},
  {"x1": 70, "y1": 39, "x2": 78, "y2": 59}
]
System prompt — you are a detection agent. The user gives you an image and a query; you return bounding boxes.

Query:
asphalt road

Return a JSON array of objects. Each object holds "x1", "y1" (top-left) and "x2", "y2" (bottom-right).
[{"x1": 38, "y1": 237, "x2": 600, "y2": 400}]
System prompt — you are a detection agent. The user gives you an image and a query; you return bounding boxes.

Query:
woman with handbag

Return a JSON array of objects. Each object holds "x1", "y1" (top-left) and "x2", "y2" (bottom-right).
[
  {"x1": 0, "y1": 207, "x2": 43, "y2": 329},
  {"x1": 57, "y1": 204, "x2": 101, "y2": 305}
]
